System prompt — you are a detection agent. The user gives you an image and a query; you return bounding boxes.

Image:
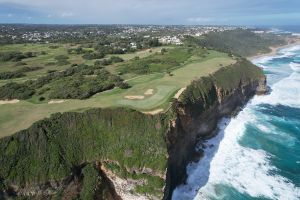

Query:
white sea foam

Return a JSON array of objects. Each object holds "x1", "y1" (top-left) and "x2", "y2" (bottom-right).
[
  {"x1": 252, "y1": 72, "x2": 300, "y2": 108},
  {"x1": 172, "y1": 118, "x2": 231, "y2": 200},
  {"x1": 253, "y1": 45, "x2": 300, "y2": 67},
  {"x1": 279, "y1": 45, "x2": 300, "y2": 53},
  {"x1": 173, "y1": 105, "x2": 300, "y2": 200},
  {"x1": 256, "y1": 123, "x2": 272, "y2": 133},
  {"x1": 253, "y1": 45, "x2": 300, "y2": 66},
  {"x1": 251, "y1": 56, "x2": 274, "y2": 66},
  {"x1": 290, "y1": 62, "x2": 300, "y2": 72},
  {"x1": 251, "y1": 46, "x2": 300, "y2": 108},
  {"x1": 195, "y1": 106, "x2": 300, "y2": 200}
]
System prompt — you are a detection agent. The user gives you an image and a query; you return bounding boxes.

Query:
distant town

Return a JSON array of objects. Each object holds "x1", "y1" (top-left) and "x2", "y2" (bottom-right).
[{"x1": 0, "y1": 24, "x2": 256, "y2": 45}]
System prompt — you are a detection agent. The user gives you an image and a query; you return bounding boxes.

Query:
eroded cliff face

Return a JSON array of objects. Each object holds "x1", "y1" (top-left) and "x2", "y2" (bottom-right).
[
  {"x1": 0, "y1": 109, "x2": 169, "y2": 199},
  {"x1": 163, "y1": 60, "x2": 267, "y2": 200}
]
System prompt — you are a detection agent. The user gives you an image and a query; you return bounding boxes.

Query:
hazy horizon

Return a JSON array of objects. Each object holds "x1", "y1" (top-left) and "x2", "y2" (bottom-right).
[{"x1": 1, "y1": 0, "x2": 300, "y2": 25}]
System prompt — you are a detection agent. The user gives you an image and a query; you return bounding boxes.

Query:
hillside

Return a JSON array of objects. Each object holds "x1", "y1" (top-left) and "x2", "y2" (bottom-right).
[
  {"x1": 184, "y1": 29, "x2": 286, "y2": 57},
  {"x1": 0, "y1": 59, "x2": 266, "y2": 199}
]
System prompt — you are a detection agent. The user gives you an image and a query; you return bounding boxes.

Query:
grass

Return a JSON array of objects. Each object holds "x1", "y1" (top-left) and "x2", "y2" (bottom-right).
[
  {"x1": 0, "y1": 44, "x2": 166, "y2": 87},
  {"x1": 0, "y1": 48, "x2": 235, "y2": 138},
  {"x1": 105, "y1": 46, "x2": 172, "y2": 77},
  {"x1": 117, "y1": 47, "x2": 194, "y2": 75}
]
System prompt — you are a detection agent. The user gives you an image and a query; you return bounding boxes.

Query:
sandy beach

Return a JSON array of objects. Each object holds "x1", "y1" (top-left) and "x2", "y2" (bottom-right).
[{"x1": 248, "y1": 36, "x2": 300, "y2": 60}]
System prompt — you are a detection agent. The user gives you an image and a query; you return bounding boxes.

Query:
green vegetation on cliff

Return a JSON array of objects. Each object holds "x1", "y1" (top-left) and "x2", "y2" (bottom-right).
[
  {"x1": 80, "y1": 164, "x2": 103, "y2": 200},
  {"x1": 179, "y1": 58, "x2": 264, "y2": 117},
  {"x1": 0, "y1": 108, "x2": 170, "y2": 197},
  {"x1": 184, "y1": 29, "x2": 285, "y2": 57}
]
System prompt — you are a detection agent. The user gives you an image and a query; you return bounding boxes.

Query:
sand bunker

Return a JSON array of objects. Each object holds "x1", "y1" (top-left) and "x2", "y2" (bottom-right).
[
  {"x1": 174, "y1": 87, "x2": 186, "y2": 99},
  {"x1": 0, "y1": 99, "x2": 20, "y2": 105},
  {"x1": 143, "y1": 109, "x2": 164, "y2": 115},
  {"x1": 84, "y1": 75, "x2": 97, "y2": 78},
  {"x1": 48, "y1": 100, "x2": 66, "y2": 104},
  {"x1": 144, "y1": 89, "x2": 154, "y2": 96},
  {"x1": 124, "y1": 95, "x2": 145, "y2": 100}
]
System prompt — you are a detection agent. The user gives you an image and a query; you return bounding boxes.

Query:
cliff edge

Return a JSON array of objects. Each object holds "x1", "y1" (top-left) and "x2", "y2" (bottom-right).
[{"x1": 0, "y1": 58, "x2": 266, "y2": 200}]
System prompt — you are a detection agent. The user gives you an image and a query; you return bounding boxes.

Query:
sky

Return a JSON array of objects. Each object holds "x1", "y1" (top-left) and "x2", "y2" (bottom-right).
[{"x1": 0, "y1": 0, "x2": 300, "y2": 25}]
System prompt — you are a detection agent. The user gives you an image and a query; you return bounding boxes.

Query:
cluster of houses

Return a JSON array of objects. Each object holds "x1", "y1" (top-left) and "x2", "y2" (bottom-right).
[
  {"x1": 158, "y1": 36, "x2": 183, "y2": 45},
  {"x1": 0, "y1": 24, "x2": 249, "y2": 45},
  {"x1": 156, "y1": 26, "x2": 244, "y2": 45}
]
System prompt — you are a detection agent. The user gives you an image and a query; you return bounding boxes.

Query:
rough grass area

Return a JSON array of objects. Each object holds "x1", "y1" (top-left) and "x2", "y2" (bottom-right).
[
  {"x1": 0, "y1": 44, "x2": 165, "y2": 87},
  {"x1": 117, "y1": 47, "x2": 194, "y2": 75}
]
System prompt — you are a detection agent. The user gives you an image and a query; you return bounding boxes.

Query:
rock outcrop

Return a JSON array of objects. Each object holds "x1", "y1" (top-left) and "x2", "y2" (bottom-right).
[{"x1": 163, "y1": 60, "x2": 267, "y2": 199}]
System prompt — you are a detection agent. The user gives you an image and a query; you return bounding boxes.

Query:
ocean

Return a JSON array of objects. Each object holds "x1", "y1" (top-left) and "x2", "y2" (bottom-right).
[{"x1": 172, "y1": 44, "x2": 300, "y2": 199}]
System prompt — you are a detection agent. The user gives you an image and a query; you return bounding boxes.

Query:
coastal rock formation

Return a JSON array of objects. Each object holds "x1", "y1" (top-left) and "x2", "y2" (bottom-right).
[
  {"x1": 164, "y1": 59, "x2": 267, "y2": 199},
  {"x1": 0, "y1": 59, "x2": 266, "y2": 200}
]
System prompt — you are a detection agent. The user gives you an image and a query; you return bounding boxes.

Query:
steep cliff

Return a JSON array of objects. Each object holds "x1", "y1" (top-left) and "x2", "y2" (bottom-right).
[
  {"x1": 164, "y1": 58, "x2": 267, "y2": 199},
  {"x1": 0, "y1": 58, "x2": 266, "y2": 200}
]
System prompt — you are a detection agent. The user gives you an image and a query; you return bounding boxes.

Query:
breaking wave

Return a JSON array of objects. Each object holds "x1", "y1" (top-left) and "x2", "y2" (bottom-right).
[{"x1": 173, "y1": 45, "x2": 300, "y2": 200}]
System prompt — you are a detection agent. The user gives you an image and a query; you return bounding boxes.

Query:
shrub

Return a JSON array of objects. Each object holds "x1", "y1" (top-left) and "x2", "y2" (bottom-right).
[
  {"x1": 161, "y1": 48, "x2": 167, "y2": 54},
  {"x1": 82, "y1": 52, "x2": 104, "y2": 60},
  {"x1": 56, "y1": 60, "x2": 70, "y2": 66},
  {"x1": 110, "y1": 56, "x2": 124, "y2": 63},
  {"x1": 55, "y1": 55, "x2": 69, "y2": 61},
  {"x1": 0, "y1": 51, "x2": 36, "y2": 62},
  {"x1": 48, "y1": 70, "x2": 120, "y2": 99},
  {"x1": 0, "y1": 82, "x2": 34, "y2": 100},
  {"x1": 80, "y1": 164, "x2": 101, "y2": 200},
  {"x1": 14, "y1": 62, "x2": 27, "y2": 66},
  {"x1": 0, "y1": 71, "x2": 25, "y2": 80},
  {"x1": 39, "y1": 96, "x2": 45, "y2": 101},
  {"x1": 47, "y1": 70, "x2": 57, "y2": 74},
  {"x1": 0, "y1": 67, "x2": 42, "y2": 80},
  {"x1": 119, "y1": 48, "x2": 192, "y2": 75},
  {"x1": 49, "y1": 45, "x2": 59, "y2": 49},
  {"x1": 116, "y1": 81, "x2": 130, "y2": 89}
]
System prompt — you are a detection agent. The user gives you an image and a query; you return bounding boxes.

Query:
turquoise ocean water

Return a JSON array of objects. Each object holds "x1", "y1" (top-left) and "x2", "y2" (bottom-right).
[{"x1": 173, "y1": 45, "x2": 300, "y2": 200}]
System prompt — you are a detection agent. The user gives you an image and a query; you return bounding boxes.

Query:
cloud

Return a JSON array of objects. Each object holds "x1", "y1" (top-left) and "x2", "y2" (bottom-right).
[
  {"x1": 61, "y1": 12, "x2": 73, "y2": 18},
  {"x1": 187, "y1": 17, "x2": 213, "y2": 23},
  {"x1": 0, "y1": 0, "x2": 299, "y2": 25}
]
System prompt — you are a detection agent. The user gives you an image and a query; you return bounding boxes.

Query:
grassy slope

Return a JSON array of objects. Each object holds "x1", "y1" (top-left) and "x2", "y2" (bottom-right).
[
  {"x1": 0, "y1": 49, "x2": 235, "y2": 138},
  {"x1": 186, "y1": 29, "x2": 285, "y2": 57}
]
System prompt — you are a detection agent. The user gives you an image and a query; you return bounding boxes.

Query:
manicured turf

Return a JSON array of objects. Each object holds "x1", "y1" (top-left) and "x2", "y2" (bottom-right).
[{"x1": 0, "y1": 48, "x2": 235, "y2": 137}]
